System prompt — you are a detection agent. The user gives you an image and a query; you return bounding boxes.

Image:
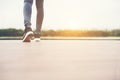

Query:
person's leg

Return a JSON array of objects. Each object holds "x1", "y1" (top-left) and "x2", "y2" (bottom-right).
[
  {"x1": 24, "y1": 0, "x2": 33, "y2": 28},
  {"x1": 23, "y1": 0, "x2": 34, "y2": 42},
  {"x1": 35, "y1": 0, "x2": 44, "y2": 34}
]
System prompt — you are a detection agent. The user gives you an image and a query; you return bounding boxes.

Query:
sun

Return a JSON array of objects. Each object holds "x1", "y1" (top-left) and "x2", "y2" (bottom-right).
[{"x1": 68, "y1": 20, "x2": 80, "y2": 30}]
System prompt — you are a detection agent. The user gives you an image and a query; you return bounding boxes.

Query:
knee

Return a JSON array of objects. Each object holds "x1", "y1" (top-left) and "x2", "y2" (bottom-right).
[
  {"x1": 39, "y1": 0, "x2": 44, "y2": 5},
  {"x1": 36, "y1": 0, "x2": 44, "y2": 8},
  {"x1": 24, "y1": 0, "x2": 33, "y2": 4},
  {"x1": 40, "y1": 0, "x2": 44, "y2": 2}
]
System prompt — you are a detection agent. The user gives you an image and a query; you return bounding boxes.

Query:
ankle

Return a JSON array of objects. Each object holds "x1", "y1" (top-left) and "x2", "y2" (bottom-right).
[
  {"x1": 34, "y1": 32, "x2": 40, "y2": 38},
  {"x1": 24, "y1": 27, "x2": 32, "y2": 33}
]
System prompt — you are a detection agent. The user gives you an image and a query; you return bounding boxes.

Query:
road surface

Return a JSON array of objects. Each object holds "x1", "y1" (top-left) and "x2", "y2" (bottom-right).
[{"x1": 0, "y1": 40, "x2": 120, "y2": 80}]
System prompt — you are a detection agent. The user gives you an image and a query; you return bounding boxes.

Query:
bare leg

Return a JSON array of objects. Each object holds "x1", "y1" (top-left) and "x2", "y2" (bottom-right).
[{"x1": 35, "y1": 0, "x2": 44, "y2": 34}]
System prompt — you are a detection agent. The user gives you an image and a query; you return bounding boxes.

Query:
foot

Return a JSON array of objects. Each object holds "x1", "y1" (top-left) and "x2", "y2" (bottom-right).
[
  {"x1": 22, "y1": 27, "x2": 34, "y2": 42},
  {"x1": 33, "y1": 33, "x2": 41, "y2": 42}
]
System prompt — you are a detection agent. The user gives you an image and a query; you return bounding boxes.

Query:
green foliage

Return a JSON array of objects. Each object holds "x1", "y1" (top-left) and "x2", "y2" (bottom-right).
[
  {"x1": 110, "y1": 29, "x2": 120, "y2": 36},
  {"x1": 0, "y1": 28, "x2": 120, "y2": 37},
  {"x1": 41, "y1": 29, "x2": 117, "y2": 37},
  {"x1": 0, "y1": 28, "x2": 23, "y2": 37}
]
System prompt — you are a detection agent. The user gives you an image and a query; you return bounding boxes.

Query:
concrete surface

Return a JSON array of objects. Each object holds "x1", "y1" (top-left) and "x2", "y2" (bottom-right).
[{"x1": 0, "y1": 40, "x2": 120, "y2": 80}]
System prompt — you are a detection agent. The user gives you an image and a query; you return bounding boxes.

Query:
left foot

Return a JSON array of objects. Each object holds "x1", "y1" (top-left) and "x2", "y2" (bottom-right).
[{"x1": 22, "y1": 27, "x2": 34, "y2": 42}]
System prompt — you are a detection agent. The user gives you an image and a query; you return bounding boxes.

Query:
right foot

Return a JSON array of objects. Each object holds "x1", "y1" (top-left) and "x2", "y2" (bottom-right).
[
  {"x1": 22, "y1": 27, "x2": 34, "y2": 42},
  {"x1": 33, "y1": 33, "x2": 41, "y2": 42}
]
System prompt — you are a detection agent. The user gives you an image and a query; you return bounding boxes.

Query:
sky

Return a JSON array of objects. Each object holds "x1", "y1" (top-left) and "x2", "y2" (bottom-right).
[{"x1": 0, "y1": 0, "x2": 120, "y2": 30}]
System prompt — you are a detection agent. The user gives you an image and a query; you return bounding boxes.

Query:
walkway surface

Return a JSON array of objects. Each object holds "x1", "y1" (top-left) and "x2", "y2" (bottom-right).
[{"x1": 0, "y1": 40, "x2": 120, "y2": 80}]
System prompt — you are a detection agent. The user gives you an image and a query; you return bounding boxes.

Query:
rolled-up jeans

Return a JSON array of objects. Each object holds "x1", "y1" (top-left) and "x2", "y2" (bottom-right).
[{"x1": 24, "y1": 0, "x2": 44, "y2": 33}]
